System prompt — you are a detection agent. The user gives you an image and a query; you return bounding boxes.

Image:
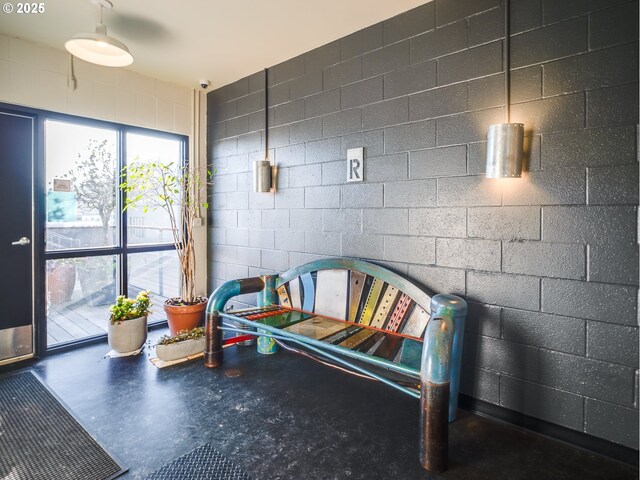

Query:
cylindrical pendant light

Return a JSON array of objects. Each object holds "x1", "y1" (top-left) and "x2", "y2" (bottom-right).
[
  {"x1": 253, "y1": 160, "x2": 272, "y2": 192},
  {"x1": 486, "y1": 0, "x2": 524, "y2": 178},
  {"x1": 486, "y1": 123, "x2": 524, "y2": 178}
]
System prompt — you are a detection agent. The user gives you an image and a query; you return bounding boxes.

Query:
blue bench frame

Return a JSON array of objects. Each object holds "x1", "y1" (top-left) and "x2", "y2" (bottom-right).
[{"x1": 204, "y1": 258, "x2": 467, "y2": 473}]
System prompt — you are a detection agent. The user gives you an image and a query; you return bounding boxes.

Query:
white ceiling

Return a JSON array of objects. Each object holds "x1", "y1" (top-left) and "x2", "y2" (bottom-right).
[{"x1": 0, "y1": 0, "x2": 429, "y2": 90}]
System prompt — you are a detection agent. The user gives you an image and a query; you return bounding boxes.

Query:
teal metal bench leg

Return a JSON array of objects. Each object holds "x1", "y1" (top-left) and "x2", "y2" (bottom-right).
[
  {"x1": 204, "y1": 276, "x2": 265, "y2": 368},
  {"x1": 431, "y1": 294, "x2": 467, "y2": 422},
  {"x1": 257, "y1": 275, "x2": 279, "y2": 355},
  {"x1": 419, "y1": 313, "x2": 454, "y2": 473}
]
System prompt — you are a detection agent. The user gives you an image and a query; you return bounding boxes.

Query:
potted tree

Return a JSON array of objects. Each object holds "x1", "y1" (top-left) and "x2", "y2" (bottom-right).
[
  {"x1": 120, "y1": 161, "x2": 210, "y2": 335},
  {"x1": 108, "y1": 290, "x2": 151, "y2": 354}
]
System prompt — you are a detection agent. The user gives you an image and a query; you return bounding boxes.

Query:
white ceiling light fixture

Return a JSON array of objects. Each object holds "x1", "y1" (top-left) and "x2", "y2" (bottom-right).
[{"x1": 65, "y1": 0, "x2": 133, "y2": 67}]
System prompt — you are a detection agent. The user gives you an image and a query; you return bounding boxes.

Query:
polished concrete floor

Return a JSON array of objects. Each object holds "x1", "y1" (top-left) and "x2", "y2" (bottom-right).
[{"x1": 5, "y1": 330, "x2": 638, "y2": 480}]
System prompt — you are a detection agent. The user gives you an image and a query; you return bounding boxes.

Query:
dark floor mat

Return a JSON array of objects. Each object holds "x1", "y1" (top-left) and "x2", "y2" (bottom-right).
[
  {"x1": 142, "y1": 444, "x2": 253, "y2": 480},
  {"x1": 0, "y1": 370, "x2": 125, "y2": 480}
]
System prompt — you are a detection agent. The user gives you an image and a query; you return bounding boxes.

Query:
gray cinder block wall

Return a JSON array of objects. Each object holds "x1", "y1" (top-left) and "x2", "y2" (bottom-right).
[{"x1": 207, "y1": 0, "x2": 639, "y2": 449}]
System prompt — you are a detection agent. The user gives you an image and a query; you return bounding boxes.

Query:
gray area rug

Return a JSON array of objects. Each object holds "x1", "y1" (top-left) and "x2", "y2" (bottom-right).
[
  {"x1": 0, "y1": 370, "x2": 126, "y2": 480},
  {"x1": 142, "y1": 444, "x2": 253, "y2": 480}
]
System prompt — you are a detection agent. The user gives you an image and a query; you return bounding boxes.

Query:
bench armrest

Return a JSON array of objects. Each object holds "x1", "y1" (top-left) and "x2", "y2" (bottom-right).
[{"x1": 204, "y1": 276, "x2": 266, "y2": 368}]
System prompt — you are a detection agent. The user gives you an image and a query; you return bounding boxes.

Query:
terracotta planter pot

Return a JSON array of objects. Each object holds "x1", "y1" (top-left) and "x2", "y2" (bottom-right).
[
  {"x1": 108, "y1": 316, "x2": 147, "y2": 354},
  {"x1": 164, "y1": 300, "x2": 206, "y2": 335},
  {"x1": 47, "y1": 264, "x2": 76, "y2": 304}
]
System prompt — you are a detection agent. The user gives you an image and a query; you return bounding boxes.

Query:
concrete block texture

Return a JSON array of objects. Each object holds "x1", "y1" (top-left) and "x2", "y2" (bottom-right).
[
  {"x1": 410, "y1": 20, "x2": 467, "y2": 63},
  {"x1": 436, "y1": 238, "x2": 501, "y2": 271},
  {"x1": 502, "y1": 241, "x2": 586, "y2": 280},
  {"x1": 542, "y1": 126, "x2": 637, "y2": 169},
  {"x1": 543, "y1": 43, "x2": 638, "y2": 97},
  {"x1": 468, "y1": 206, "x2": 541, "y2": 240},
  {"x1": 407, "y1": 264, "x2": 466, "y2": 296},
  {"x1": 539, "y1": 350, "x2": 636, "y2": 407},
  {"x1": 587, "y1": 82, "x2": 639, "y2": 128},
  {"x1": 510, "y1": 17, "x2": 588, "y2": 68},
  {"x1": 383, "y1": 2, "x2": 435, "y2": 45},
  {"x1": 500, "y1": 376, "x2": 585, "y2": 430},
  {"x1": 467, "y1": 301, "x2": 502, "y2": 338},
  {"x1": 385, "y1": 179, "x2": 437, "y2": 208},
  {"x1": 409, "y1": 145, "x2": 467, "y2": 178},
  {"x1": 410, "y1": 83, "x2": 468, "y2": 121},
  {"x1": 460, "y1": 366, "x2": 500, "y2": 404},
  {"x1": 585, "y1": 399, "x2": 639, "y2": 449},
  {"x1": 502, "y1": 308, "x2": 585, "y2": 355},
  {"x1": 437, "y1": 41, "x2": 503, "y2": 85},
  {"x1": 542, "y1": 205, "x2": 637, "y2": 245},
  {"x1": 363, "y1": 208, "x2": 408, "y2": 235},
  {"x1": 384, "y1": 235, "x2": 436, "y2": 265},
  {"x1": 589, "y1": 242, "x2": 639, "y2": 286},
  {"x1": 362, "y1": 41, "x2": 410, "y2": 79},
  {"x1": 542, "y1": 278, "x2": 637, "y2": 325},
  {"x1": 470, "y1": 335, "x2": 540, "y2": 382},
  {"x1": 435, "y1": 0, "x2": 500, "y2": 27},
  {"x1": 438, "y1": 176, "x2": 502, "y2": 207},
  {"x1": 587, "y1": 164, "x2": 639, "y2": 205},
  {"x1": 409, "y1": 207, "x2": 467, "y2": 238},
  {"x1": 589, "y1": 2, "x2": 639, "y2": 50},
  {"x1": 587, "y1": 321, "x2": 639, "y2": 367},
  {"x1": 341, "y1": 233, "x2": 384, "y2": 260},
  {"x1": 468, "y1": 271, "x2": 540, "y2": 310},
  {"x1": 208, "y1": 0, "x2": 640, "y2": 447},
  {"x1": 384, "y1": 61, "x2": 436, "y2": 99}
]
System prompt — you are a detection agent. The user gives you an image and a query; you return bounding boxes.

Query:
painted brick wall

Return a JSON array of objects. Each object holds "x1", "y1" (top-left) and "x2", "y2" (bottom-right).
[{"x1": 207, "y1": 0, "x2": 639, "y2": 449}]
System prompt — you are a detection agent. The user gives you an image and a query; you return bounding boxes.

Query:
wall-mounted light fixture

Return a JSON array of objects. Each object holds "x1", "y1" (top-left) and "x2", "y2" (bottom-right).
[
  {"x1": 64, "y1": 0, "x2": 133, "y2": 68},
  {"x1": 254, "y1": 68, "x2": 274, "y2": 192},
  {"x1": 486, "y1": 0, "x2": 524, "y2": 178}
]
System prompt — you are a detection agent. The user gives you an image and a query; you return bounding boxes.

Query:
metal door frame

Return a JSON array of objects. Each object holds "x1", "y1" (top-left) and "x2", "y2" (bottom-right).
[{"x1": 0, "y1": 106, "x2": 42, "y2": 365}]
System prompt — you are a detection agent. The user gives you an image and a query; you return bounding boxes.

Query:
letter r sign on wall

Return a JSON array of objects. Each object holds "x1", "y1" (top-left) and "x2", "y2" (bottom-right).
[{"x1": 346, "y1": 147, "x2": 364, "y2": 183}]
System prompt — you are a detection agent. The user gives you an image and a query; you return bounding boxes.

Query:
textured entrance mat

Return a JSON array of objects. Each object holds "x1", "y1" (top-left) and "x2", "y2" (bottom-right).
[
  {"x1": 142, "y1": 444, "x2": 253, "y2": 480},
  {"x1": 0, "y1": 370, "x2": 126, "y2": 480}
]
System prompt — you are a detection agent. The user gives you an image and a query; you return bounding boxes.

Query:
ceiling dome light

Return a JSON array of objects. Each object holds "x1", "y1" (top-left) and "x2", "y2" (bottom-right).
[{"x1": 65, "y1": 0, "x2": 133, "y2": 67}]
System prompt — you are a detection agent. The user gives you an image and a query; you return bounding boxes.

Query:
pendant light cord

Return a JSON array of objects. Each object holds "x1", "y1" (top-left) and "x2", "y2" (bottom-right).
[
  {"x1": 504, "y1": 0, "x2": 511, "y2": 124},
  {"x1": 264, "y1": 68, "x2": 269, "y2": 159}
]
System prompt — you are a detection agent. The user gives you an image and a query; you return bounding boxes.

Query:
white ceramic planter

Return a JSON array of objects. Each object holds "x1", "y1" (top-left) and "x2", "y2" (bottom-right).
[
  {"x1": 108, "y1": 316, "x2": 148, "y2": 354},
  {"x1": 156, "y1": 337, "x2": 205, "y2": 361}
]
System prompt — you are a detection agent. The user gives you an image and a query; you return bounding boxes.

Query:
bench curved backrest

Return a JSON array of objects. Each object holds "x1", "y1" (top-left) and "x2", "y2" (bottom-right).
[{"x1": 276, "y1": 258, "x2": 432, "y2": 339}]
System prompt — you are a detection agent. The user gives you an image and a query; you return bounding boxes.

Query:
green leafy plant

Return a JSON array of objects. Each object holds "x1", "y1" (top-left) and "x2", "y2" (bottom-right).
[
  {"x1": 109, "y1": 291, "x2": 151, "y2": 325},
  {"x1": 119, "y1": 161, "x2": 211, "y2": 305},
  {"x1": 157, "y1": 326, "x2": 205, "y2": 346}
]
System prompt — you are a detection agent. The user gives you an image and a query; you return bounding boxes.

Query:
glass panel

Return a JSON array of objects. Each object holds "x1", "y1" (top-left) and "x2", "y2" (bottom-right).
[
  {"x1": 125, "y1": 133, "x2": 183, "y2": 245},
  {"x1": 128, "y1": 251, "x2": 179, "y2": 323},
  {"x1": 45, "y1": 120, "x2": 118, "y2": 250},
  {"x1": 46, "y1": 255, "x2": 118, "y2": 347}
]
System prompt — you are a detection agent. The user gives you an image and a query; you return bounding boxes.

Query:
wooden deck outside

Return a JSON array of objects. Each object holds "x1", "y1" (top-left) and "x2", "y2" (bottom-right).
[{"x1": 47, "y1": 256, "x2": 179, "y2": 347}]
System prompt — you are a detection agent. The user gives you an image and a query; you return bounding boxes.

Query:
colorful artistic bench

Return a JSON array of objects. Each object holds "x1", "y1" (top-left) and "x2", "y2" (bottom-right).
[{"x1": 204, "y1": 258, "x2": 467, "y2": 473}]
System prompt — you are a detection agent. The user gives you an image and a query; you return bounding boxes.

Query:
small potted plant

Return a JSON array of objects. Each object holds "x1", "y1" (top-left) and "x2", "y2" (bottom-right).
[
  {"x1": 155, "y1": 326, "x2": 205, "y2": 361},
  {"x1": 108, "y1": 291, "x2": 151, "y2": 354}
]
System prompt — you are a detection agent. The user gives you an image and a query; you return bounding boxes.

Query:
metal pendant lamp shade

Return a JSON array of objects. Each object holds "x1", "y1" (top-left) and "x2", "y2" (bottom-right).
[
  {"x1": 65, "y1": 23, "x2": 133, "y2": 67},
  {"x1": 486, "y1": 123, "x2": 524, "y2": 178},
  {"x1": 253, "y1": 160, "x2": 272, "y2": 192},
  {"x1": 485, "y1": 0, "x2": 524, "y2": 178}
]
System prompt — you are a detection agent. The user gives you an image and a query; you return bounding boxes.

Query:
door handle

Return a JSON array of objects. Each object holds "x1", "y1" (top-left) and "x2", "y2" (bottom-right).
[{"x1": 11, "y1": 237, "x2": 30, "y2": 246}]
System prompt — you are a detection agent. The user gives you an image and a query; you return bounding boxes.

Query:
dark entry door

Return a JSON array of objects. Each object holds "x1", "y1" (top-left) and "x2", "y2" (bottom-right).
[{"x1": 0, "y1": 110, "x2": 35, "y2": 364}]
